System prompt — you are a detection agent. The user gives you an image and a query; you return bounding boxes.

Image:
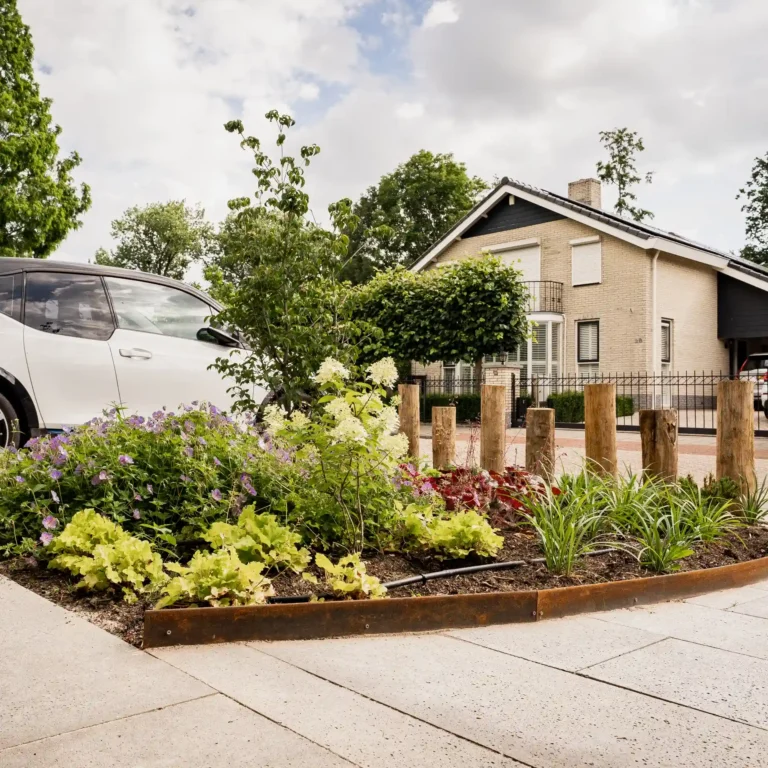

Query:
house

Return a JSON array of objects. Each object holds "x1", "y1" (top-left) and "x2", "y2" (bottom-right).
[{"x1": 410, "y1": 177, "x2": 768, "y2": 383}]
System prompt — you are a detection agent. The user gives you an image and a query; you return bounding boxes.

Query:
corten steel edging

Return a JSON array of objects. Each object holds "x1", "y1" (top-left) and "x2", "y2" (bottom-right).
[{"x1": 143, "y1": 556, "x2": 768, "y2": 648}]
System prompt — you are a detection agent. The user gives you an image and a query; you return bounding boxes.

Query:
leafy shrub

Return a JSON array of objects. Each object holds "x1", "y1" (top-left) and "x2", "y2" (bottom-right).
[
  {"x1": 673, "y1": 486, "x2": 740, "y2": 542},
  {"x1": 203, "y1": 506, "x2": 310, "y2": 573},
  {"x1": 156, "y1": 547, "x2": 274, "y2": 609},
  {"x1": 546, "y1": 391, "x2": 634, "y2": 423},
  {"x1": 701, "y1": 473, "x2": 741, "y2": 505},
  {"x1": 426, "y1": 511, "x2": 503, "y2": 559},
  {"x1": 47, "y1": 510, "x2": 164, "y2": 602},
  {"x1": 312, "y1": 553, "x2": 387, "y2": 599},
  {"x1": 739, "y1": 478, "x2": 768, "y2": 524},
  {"x1": 423, "y1": 393, "x2": 481, "y2": 423},
  {"x1": 622, "y1": 503, "x2": 695, "y2": 573}
]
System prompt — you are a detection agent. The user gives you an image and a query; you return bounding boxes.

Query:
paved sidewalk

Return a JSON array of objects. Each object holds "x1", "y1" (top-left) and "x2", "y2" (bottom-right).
[{"x1": 4, "y1": 574, "x2": 768, "y2": 766}]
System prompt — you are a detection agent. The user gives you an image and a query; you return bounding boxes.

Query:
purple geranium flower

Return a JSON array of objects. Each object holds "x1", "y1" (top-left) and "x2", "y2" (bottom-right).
[
  {"x1": 74, "y1": 464, "x2": 84, "y2": 476},
  {"x1": 184, "y1": 420, "x2": 194, "y2": 432},
  {"x1": 132, "y1": 509, "x2": 141, "y2": 520},
  {"x1": 39, "y1": 531, "x2": 53, "y2": 546},
  {"x1": 211, "y1": 488, "x2": 223, "y2": 502},
  {"x1": 42, "y1": 515, "x2": 59, "y2": 530},
  {"x1": 134, "y1": 492, "x2": 143, "y2": 501},
  {"x1": 197, "y1": 436, "x2": 207, "y2": 446},
  {"x1": 118, "y1": 454, "x2": 134, "y2": 465},
  {"x1": 213, "y1": 457, "x2": 222, "y2": 467},
  {"x1": 180, "y1": 474, "x2": 191, "y2": 483},
  {"x1": 49, "y1": 469, "x2": 63, "y2": 481},
  {"x1": 152, "y1": 410, "x2": 164, "y2": 420},
  {"x1": 183, "y1": 446, "x2": 194, "y2": 458},
  {"x1": 276, "y1": 449, "x2": 291, "y2": 464},
  {"x1": 91, "y1": 470, "x2": 109, "y2": 486},
  {"x1": 14, "y1": 475, "x2": 24, "y2": 484},
  {"x1": 52, "y1": 453, "x2": 67, "y2": 466},
  {"x1": 146, "y1": 483, "x2": 153, "y2": 494},
  {"x1": 31, "y1": 452, "x2": 44, "y2": 462},
  {"x1": 51, "y1": 490, "x2": 60, "y2": 504}
]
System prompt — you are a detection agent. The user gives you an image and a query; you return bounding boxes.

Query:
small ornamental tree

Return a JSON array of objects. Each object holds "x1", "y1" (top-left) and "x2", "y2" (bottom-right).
[
  {"x1": 357, "y1": 256, "x2": 529, "y2": 384},
  {"x1": 738, "y1": 152, "x2": 768, "y2": 267},
  {"x1": 0, "y1": 0, "x2": 91, "y2": 257}
]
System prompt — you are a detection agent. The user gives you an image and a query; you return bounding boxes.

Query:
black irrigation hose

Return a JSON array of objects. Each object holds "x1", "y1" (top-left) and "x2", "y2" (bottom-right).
[{"x1": 267, "y1": 547, "x2": 618, "y2": 603}]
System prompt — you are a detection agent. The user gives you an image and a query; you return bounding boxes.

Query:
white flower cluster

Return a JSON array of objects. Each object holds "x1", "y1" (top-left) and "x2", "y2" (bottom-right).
[
  {"x1": 289, "y1": 411, "x2": 310, "y2": 428},
  {"x1": 325, "y1": 397, "x2": 352, "y2": 421},
  {"x1": 367, "y1": 358, "x2": 399, "y2": 389},
  {"x1": 263, "y1": 404, "x2": 286, "y2": 433},
  {"x1": 379, "y1": 432, "x2": 409, "y2": 459},
  {"x1": 374, "y1": 405, "x2": 399, "y2": 433},
  {"x1": 330, "y1": 416, "x2": 368, "y2": 444},
  {"x1": 313, "y1": 358, "x2": 350, "y2": 387}
]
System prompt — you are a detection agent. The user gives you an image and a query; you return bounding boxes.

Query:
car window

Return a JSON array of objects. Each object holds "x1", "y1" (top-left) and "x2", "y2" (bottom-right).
[
  {"x1": 24, "y1": 272, "x2": 115, "y2": 341},
  {"x1": 0, "y1": 274, "x2": 22, "y2": 322},
  {"x1": 743, "y1": 356, "x2": 768, "y2": 372},
  {"x1": 104, "y1": 277, "x2": 216, "y2": 342}
]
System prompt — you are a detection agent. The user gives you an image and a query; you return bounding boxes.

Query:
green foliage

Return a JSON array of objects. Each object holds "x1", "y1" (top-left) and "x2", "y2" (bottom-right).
[
  {"x1": 596, "y1": 128, "x2": 654, "y2": 222},
  {"x1": 156, "y1": 547, "x2": 274, "y2": 609},
  {"x1": 523, "y1": 486, "x2": 606, "y2": 575},
  {"x1": 423, "y1": 393, "x2": 480, "y2": 423},
  {"x1": 738, "y1": 152, "x2": 768, "y2": 267},
  {"x1": 620, "y1": 502, "x2": 695, "y2": 573},
  {"x1": 343, "y1": 150, "x2": 488, "y2": 283},
  {"x1": 545, "y1": 391, "x2": 634, "y2": 423},
  {"x1": 357, "y1": 256, "x2": 528, "y2": 374},
  {"x1": 94, "y1": 201, "x2": 214, "y2": 279},
  {"x1": 424, "y1": 511, "x2": 503, "y2": 559},
  {"x1": 0, "y1": 0, "x2": 91, "y2": 257},
  {"x1": 313, "y1": 553, "x2": 387, "y2": 599},
  {"x1": 205, "y1": 111, "x2": 365, "y2": 413},
  {"x1": 204, "y1": 506, "x2": 310, "y2": 573},
  {"x1": 739, "y1": 477, "x2": 768, "y2": 524},
  {"x1": 47, "y1": 510, "x2": 165, "y2": 602},
  {"x1": 701, "y1": 473, "x2": 741, "y2": 504}
]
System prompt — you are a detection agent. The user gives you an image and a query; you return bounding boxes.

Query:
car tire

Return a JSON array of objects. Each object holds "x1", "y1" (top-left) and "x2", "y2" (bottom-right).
[{"x1": 0, "y1": 392, "x2": 23, "y2": 449}]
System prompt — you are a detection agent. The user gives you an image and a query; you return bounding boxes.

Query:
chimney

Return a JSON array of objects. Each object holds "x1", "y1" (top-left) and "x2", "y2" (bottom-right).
[{"x1": 568, "y1": 178, "x2": 602, "y2": 209}]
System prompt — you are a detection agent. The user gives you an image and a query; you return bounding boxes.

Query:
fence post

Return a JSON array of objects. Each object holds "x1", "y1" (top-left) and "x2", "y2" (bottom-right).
[
  {"x1": 639, "y1": 409, "x2": 678, "y2": 482},
  {"x1": 398, "y1": 383, "x2": 421, "y2": 460},
  {"x1": 480, "y1": 384, "x2": 506, "y2": 472},
  {"x1": 526, "y1": 408, "x2": 555, "y2": 480},
  {"x1": 716, "y1": 379, "x2": 755, "y2": 492},
  {"x1": 432, "y1": 406, "x2": 456, "y2": 470},
  {"x1": 584, "y1": 382, "x2": 617, "y2": 477}
]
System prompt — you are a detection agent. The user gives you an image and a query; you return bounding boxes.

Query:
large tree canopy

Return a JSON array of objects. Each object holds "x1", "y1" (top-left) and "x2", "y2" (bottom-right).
[
  {"x1": 738, "y1": 152, "x2": 768, "y2": 267},
  {"x1": 357, "y1": 256, "x2": 529, "y2": 381},
  {"x1": 343, "y1": 150, "x2": 487, "y2": 283},
  {"x1": 0, "y1": 0, "x2": 91, "y2": 258},
  {"x1": 95, "y1": 201, "x2": 214, "y2": 280}
]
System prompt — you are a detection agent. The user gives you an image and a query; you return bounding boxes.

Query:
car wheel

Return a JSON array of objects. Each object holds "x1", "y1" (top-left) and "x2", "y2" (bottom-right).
[{"x1": 0, "y1": 392, "x2": 23, "y2": 449}]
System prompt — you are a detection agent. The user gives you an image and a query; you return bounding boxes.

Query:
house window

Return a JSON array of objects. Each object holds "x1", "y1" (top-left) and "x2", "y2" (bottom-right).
[
  {"x1": 442, "y1": 362, "x2": 456, "y2": 393},
  {"x1": 661, "y1": 319, "x2": 672, "y2": 372},
  {"x1": 571, "y1": 239, "x2": 602, "y2": 286},
  {"x1": 577, "y1": 320, "x2": 599, "y2": 375}
]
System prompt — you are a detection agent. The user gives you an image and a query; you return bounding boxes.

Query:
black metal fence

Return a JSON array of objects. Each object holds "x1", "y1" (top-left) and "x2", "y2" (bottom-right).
[{"x1": 411, "y1": 371, "x2": 768, "y2": 436}]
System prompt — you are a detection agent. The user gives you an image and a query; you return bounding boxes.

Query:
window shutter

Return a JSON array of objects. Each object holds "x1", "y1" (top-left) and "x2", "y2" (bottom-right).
[
  {"x1": 572, "y1": 242, "x2": 602, "y2": 286},
  {"x1": 661, "y1": 321, "x2": 671, "y2": 363},
  {"x1": 501, "y1": 245, "x2": 541, "y2": 282},
  {"x1": 578, "y1": 322, "x2": 599, "y2": 363}
]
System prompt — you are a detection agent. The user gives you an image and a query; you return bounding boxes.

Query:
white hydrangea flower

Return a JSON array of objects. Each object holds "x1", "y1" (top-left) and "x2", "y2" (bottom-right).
[
  {"x1": 367, "y1": 358, "x2": 399, "y2": 388},
  {"x1": 379, "y1": 432, "x2": 409, "y2": 459},
  {"x1": 289, "y1": 411, "x2": 310, "y2": 428},
  {"x1": 390, "y1": 394, "x2": 401, "y2": 407},
  {"x1": 313, "y1": 358, "x2": 350, "y2": 386},
  {"x1": 375, "y1": 405, "x2": 399, "y2": 433},
  {"x1": 263, "y1": 404, "x2": 287, "y2": 433},
  {"x1": 325, "y1": 397, "x2": 353, "y2": 422},
  {"x1": 330, "y1": 416, "x2": 368, "y2": 443},
  {"x1": 364, "y1": 393, "x2": 384, "y2": 413}
]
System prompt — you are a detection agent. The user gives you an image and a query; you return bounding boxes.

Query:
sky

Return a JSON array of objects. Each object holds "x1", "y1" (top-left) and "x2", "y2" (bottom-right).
[{"x1": 18, "y1": 0, "x2": 768, "y2": 262}]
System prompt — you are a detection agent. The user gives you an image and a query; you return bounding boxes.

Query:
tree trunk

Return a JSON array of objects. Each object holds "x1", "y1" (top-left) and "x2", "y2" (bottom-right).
[
  {"x1": 474, "y1": 358, "x2": 484, "y2": 394},
  {"x1": 639, "y1": 409, "x2": 678, "y2": 483},
  {"x1": 584, "y1": 383, "x2": 617, "y2": 477},
  {"x1": 526, "y1": 408, "x2": 555, "y2": 480},
  {"x1": 398, "y1": 383, "x2": 421, "y2": 459},
  {"x1": 480, "y1": 385, "x2": 506, "y2": 473},
  {"x1": 432, "y1": 406, "x2": 456, "y2": 470},
  {"x1": 717, "y1": 379, "x2": 755, "y2": 493}
]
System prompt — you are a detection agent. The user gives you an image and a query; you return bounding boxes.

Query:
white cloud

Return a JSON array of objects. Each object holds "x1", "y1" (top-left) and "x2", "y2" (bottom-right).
[
  {"x1": 395, "y1": 101, "x2": 425, "y2": 119},
  {"x1": 298, "y1": 83, "x2": 321, "y2": 101},
  {"x1": 422, "y1": 1, "x2": 460, "y2": 28}
]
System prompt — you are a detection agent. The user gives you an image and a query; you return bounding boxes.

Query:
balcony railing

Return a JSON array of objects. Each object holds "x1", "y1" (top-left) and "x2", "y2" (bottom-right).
[{"x1": 523, "y1": 281, "x2": 563, "y2": 314}]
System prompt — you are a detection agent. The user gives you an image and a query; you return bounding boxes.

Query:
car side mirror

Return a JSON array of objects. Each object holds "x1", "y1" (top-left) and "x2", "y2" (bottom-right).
[{"x1": 198, "y1": 326, "x2": 240, "y2": 347}]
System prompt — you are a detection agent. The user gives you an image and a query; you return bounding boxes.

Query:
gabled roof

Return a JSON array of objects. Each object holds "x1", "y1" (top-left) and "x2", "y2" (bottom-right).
[{"x1": 411, "y1": 178, "x2": 768, "y2": 292}]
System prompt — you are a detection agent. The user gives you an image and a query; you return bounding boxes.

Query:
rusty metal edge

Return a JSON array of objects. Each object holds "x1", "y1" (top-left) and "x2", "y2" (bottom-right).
[{"x1": 143, "y1": 555, "x2": 768, "y2": 648}]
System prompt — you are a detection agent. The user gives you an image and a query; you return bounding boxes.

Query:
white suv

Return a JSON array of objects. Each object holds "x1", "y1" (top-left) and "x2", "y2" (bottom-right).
[
  {"x1": 739, "y1": 352, "x2": 768, "y2": 416},
  {"x1": 0, "y1": 258, "x2": 264, "y2": 448}
]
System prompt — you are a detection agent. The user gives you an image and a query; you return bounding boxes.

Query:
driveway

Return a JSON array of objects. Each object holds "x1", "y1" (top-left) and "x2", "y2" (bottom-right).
[{"x1": 3, "y1": 575, "x2": 768, "y2": 767}]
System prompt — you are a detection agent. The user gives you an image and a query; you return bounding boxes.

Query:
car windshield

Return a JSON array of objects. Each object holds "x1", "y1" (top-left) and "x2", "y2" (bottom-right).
[{"x1": 742, "y1": 356, "x2": 768, "y2": 372}]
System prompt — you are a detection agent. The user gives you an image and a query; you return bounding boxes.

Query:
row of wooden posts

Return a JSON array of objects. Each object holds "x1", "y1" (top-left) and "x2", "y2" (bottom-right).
[{"x1": 398, "y1": 379, "x2": 757, "y2": 490}]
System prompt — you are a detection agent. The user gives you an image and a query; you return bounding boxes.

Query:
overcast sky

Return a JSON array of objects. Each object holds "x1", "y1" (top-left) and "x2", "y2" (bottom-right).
[{"x1": 19, "y1": 0, "x2": 768, "y2": 262}]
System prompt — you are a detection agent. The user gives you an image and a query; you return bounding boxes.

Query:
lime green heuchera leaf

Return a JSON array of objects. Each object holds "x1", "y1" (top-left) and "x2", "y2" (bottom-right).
[{"x1": 314, "y1": 552, "x2": 387, "y2": 600}]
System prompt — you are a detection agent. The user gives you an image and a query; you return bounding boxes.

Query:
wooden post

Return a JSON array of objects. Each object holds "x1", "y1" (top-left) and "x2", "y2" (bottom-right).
[
  {"x1": 432, "y1": 406, "x2": 456, "y2": 470},
  {"x1": 717, "y1": 379, "x2": 755, "y2": 493},
  {"x1": 480, "y1": 385, "x2": 506, "y2": 472},
  {"x1": 526, "y1": 408, "x2": 555, "y2": 480},
  {"x1": 639, "y1": 409, "x2": 678, "y2": 482},
  {"x1": 584, "y1": 383, "x2": 617, "y2": 477},
  {"x1": 398, "y1": 383, "x2": 420, "y2": 460}
]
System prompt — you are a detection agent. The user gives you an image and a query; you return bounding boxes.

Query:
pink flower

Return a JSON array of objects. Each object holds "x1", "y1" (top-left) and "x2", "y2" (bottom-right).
[
  {"x1": 42, "y1": 515, "x2": 59, "y2": 530},
  {"x1": 39, "y1": 532, "x2": 53, "y2": 546},
  {"x1": 118, "y1": 454, "x2": 134, "y2": 465},
  {"x1": 211, "y1": 489, "x2": 223, "y2": 502},
  {"x1": 132, "y1": 509, "x2": 141, "y2": 520}
]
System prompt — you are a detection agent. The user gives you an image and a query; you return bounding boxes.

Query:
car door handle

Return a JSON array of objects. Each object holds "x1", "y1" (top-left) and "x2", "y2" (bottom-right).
[{"x1": 119, "y1": 348, "x2": 153, "y2": 360}]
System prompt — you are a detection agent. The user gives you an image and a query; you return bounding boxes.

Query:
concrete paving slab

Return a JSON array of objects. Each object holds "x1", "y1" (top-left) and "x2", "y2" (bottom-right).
[
  {"x1": 0, "y1": 577, "x2": 211, "y2": 750},
  {"x1": 255, "y1": 634, "x2": 768, "y2": 767},
  {"x1": 449, "y1": 616, "x2": 665, "y2": 672},
  {"x1": 584, "y1": 638, "x2": 768, "y2": 729},
  {"x1": 684, "y1": 585, "x2": 768, "y2": 610},
  {"x1": 0, "y1": 694, "x2": 353, "y2": 768},
  {"x1": 588, "y1": 601, "x2": 768, "y2": 660},
  {"x1": 153, "y1": 642, "x2": 521, "y2": 767},
  {"x1": 730, "y1": 594, "x2": 768, "y2": 619}
]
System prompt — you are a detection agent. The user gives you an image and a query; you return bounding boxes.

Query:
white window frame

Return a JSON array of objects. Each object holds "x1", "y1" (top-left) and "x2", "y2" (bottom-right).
[
  {"x1": 661, "y1": 318, "x2": 673, "y2": 372},
  {"x1": 571, "y1": 236, "x2": 602, "y2": 287},
  {"x1": 576, "y1": 320, "x2": 599, "y2": 375}
]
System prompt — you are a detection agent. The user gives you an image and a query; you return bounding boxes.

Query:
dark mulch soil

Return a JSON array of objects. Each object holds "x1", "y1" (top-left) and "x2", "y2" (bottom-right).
[{"x1": 3, "y1": 524, "x2": 767, "y2": 648}]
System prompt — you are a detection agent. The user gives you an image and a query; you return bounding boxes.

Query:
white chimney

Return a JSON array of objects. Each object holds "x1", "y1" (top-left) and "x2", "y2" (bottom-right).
[{"x1": 568, "y1": 178, "x2": 602, "y2": 209}]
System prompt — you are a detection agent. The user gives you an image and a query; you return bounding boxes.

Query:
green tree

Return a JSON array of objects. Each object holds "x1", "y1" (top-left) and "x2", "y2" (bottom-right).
[
  {"x1": 95, "y1": 201, "x2": 214, "y2": 280},
  {"x1": 206, "y1": 111, "x2": 365, "y2": 413},
  {"x1": 596, "y1": 128, "x2": 654, "y2": 222},
  {"x1": 343, "y1": 150, "x2": 487, "y2": 283},
  {"x1": 737, "y1": 152, "x2": 768, "y2": 267},
  {"x1": 357, "y1": 256, "x2": 529, "y2": 385},
  {"x1": 0, "y1": 0, "x2": 91, "y2": 258}
]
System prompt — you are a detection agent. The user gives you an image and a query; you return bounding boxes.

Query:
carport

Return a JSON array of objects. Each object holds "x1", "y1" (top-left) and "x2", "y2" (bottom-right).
[{"x1": 718, "y1": 269, "x2": 768, "y2": 375}]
